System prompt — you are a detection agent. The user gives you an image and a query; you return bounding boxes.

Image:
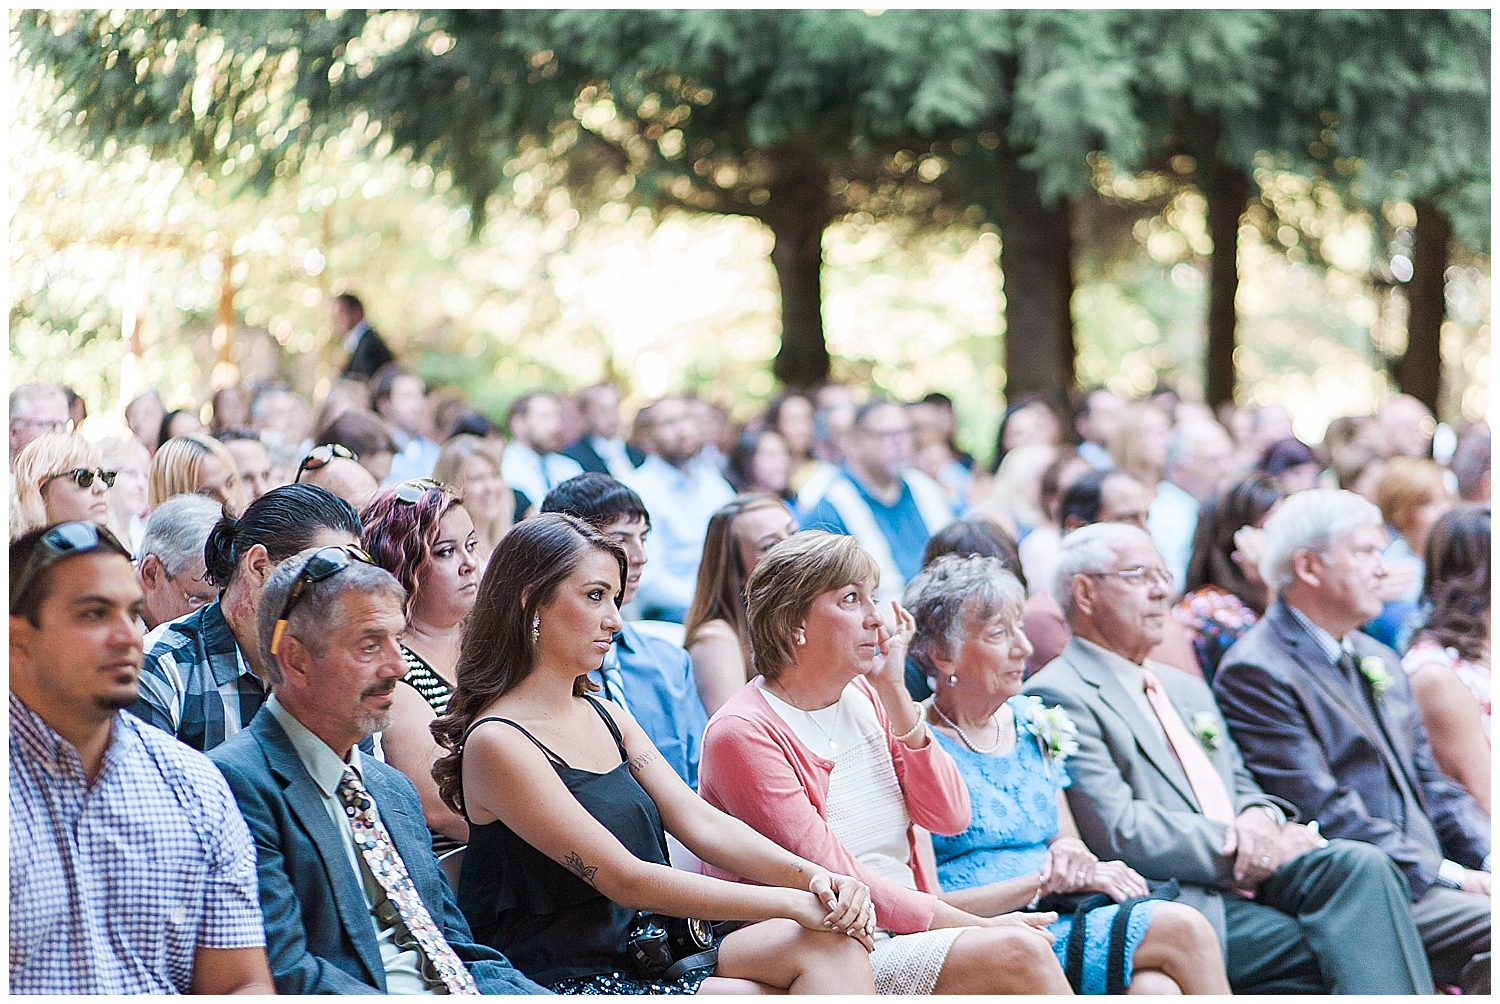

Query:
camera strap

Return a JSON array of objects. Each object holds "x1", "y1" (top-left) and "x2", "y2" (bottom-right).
[{"x1": 662, "y1": 948, "x2": 719, "y2": 983}]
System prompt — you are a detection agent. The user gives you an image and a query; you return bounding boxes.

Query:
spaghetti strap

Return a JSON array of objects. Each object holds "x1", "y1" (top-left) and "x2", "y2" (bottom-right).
[
  {"x1": 462, "y1": 715, "x2": 571, "y2": 769},
  {"x1": 583, "y1": 695, "x2": 630, "y2": 763}
]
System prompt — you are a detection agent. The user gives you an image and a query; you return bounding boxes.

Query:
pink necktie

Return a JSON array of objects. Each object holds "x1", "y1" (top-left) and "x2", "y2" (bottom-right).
[{"x1": 1140, "y1": 667, "x2": 1237, "y2": 826}]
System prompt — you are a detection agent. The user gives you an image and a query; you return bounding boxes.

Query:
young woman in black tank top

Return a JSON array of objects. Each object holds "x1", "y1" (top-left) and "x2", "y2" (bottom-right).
[{"x1": 432, "y1": 514, "x2": 878, "y2": 994}]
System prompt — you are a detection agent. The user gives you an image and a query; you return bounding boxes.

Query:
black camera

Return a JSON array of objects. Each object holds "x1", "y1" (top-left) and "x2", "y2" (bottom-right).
[{"x1": 625, "y1": 913, "x2": 717, "y2": 981}]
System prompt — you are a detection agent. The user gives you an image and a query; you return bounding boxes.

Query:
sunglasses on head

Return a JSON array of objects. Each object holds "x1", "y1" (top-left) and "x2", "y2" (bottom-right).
[
  {"x1": 43, "y1": 468, "x2": 117, "y2": 490},
  {"x1": 269, "y1": 544, "x2": 376, "y2": 655},
  {"x1": 10, "y1": 521, "x2": 131, "y2": 615},
  {"x1": 295, "y1": 443, "x2": 358, "y2": 480},
  {"x1": 392, "y1": 478, "x2": 446, "y2": 504}
]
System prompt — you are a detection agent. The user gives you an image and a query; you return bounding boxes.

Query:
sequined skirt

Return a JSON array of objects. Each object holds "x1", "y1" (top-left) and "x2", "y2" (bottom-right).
[{"x1": 547, "y1": 968, "x2": 714, "y2": 995}]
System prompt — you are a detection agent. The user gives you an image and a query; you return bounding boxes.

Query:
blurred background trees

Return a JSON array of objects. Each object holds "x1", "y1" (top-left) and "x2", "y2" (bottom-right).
[{"x1": 11, "y1": 9, "x2": 1490, "y2": 456}]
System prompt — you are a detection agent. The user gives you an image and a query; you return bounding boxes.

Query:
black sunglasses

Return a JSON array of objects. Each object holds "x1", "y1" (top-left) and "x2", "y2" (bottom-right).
[
  {"x1": 295, "y1": 443, "x2": 358, "y2": 481},
  {"x1": 43, "y1": 468, "x2": 118, "y2": 490},
  {"x1": 10, "y1": 521, "x2": 131, "y2": 615},
  {"x1": 269, "y1": 544, "x2": 375, "y2": 655},
  {"x1": 392, "y1": 478, "x2": 446, "y2": 504}
]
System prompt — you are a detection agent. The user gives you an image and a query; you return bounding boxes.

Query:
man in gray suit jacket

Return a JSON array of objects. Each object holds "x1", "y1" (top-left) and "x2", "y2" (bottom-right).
[
  {"x1": 1025, "y1": 522, "x2": 1434, "y2": 994},
  {"x1": 209, "y1": 545, "x2": 547, "y2": 995},
  {"x1": 1216, "y1": 489, "x2": 1489, "y2": 994}
]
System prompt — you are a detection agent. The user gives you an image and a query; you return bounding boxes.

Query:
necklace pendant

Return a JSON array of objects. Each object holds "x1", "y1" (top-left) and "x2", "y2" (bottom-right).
[{"x1": 827, "y1": 739, "x2": 837, "y2": 749}]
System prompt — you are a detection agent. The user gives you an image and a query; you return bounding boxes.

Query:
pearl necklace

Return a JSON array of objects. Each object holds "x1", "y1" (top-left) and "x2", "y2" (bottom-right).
[{"x1": 930, "y1": 700, "x2": 1006, "y2": 755}]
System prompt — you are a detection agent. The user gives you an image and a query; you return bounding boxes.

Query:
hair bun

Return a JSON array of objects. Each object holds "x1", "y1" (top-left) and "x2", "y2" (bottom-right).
[{"x1": 203, "y1": 510, "x2": 238, "y2": 587}]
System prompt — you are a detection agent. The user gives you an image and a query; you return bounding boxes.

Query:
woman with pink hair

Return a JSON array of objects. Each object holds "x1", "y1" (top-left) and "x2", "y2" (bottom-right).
[{"x1": 361, "y1": 478, "x2": 481, "y2": 850}]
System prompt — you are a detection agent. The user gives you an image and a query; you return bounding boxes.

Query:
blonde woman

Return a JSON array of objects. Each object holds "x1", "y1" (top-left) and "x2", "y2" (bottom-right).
[
  {"x1": 432, "y1": 433, "x2": 514, "y2": 566},
  {"x1": 148, "y1": 434, "x2": 245, "y2": 516},
  {"x1": 699, "y1": 530, "x2": 1072, "y2": 995},
  {"x1": 12, "y1": 432, "x2": 114, "y2": 538},
  {"x1": 99, "y1": 433, "x2": 152, "y2": 553}
]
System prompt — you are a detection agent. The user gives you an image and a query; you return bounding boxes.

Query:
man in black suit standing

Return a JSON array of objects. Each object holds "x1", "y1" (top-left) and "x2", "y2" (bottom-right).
[
  {"x1": 1216, "y1": 488, "x2": 1490, "y2": 994},
  {"x1": 561, "y1": 383, "x2": 644, "y2": 479},
  {"x1": 334, "y1": 293, "x2": 395, "y2": 381}
]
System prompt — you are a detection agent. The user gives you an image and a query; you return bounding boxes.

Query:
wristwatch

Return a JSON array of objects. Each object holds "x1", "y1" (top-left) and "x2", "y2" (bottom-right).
[{"x1": 1252, "y1": 803, "x2": 1286, "y2": 827}]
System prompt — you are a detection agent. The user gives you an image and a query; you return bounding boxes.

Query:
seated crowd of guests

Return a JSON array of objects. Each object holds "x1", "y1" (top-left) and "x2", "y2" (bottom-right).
[{"x1": 9, "y1": 365, "x2": 1492, "y2": 996}]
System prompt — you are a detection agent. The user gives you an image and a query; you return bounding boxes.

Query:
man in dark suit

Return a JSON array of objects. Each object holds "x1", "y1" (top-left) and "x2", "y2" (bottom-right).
[
  {"x1": 561, "y1": 383, "x2": 644, "y2": 479},
  {"x1": 1216, "y1": 488, "x2": 1490, "y2": 994},
  {"x1": 209, "y1": 545, "x2": 546, "y2": 995},
  {"x1": 1026, "y1": 521, "x2": 1436, "y2": 994},
  {"x1": 335, "y1": 292, "x2": 396, "y2": 381}
]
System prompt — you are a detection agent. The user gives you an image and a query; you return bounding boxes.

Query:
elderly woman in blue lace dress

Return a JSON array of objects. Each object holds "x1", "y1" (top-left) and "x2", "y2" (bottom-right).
[{"x1": 905, "y1": 555, "x2": 1230, "y2": 994}]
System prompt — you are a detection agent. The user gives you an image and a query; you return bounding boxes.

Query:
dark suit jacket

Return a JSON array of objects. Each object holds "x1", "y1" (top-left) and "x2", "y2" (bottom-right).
[
  {"x1": 561, "y1": 436, "x2": 644, "y2": 475},
  {"x1": 343, "y1": 326, "x2": 395, "y2": 381},
  {"x1": 1215, "y1": 601, "x2": 1489, "y2": 899},
  {"x1": 1024, "y1": 638, "x2": 1293, "y2": 948},
  {"x1": 209, "y1": 710, "x2": 547, "y2": 995}
]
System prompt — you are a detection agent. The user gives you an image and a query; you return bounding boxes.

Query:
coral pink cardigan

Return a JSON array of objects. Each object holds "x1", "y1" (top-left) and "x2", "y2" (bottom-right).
[{"x1": 698, "y1": 676, "x2": 971, "y2": 934}]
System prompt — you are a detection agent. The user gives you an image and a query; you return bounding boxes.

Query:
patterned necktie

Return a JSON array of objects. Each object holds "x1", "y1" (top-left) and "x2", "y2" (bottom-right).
[
  {"x1": 336, "y1": 765, "x2": 479, "y2": 995},
  {"x1": 1140, "y1": 667, "x2": 1237, "y2": 825}
]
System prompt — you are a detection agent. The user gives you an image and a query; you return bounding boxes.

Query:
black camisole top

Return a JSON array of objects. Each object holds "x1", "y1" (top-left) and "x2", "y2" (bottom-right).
[{"x1": 455, "y1": 695, "x2": 672, "y2": 986}]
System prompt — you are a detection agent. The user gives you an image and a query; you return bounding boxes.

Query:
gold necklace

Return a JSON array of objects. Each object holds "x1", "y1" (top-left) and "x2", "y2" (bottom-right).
[
  {"x1": 930, "y1": 700, "x2": 1004, "y2": 754},
  {"x1": 771, "y1": 682, "x2": 844, "y2": 750}
]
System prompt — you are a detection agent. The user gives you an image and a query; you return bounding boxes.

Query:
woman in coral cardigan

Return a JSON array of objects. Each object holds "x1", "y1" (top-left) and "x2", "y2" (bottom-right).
[{"x1": 698, "y1": 530, "x2": 1073, "y2": 995}]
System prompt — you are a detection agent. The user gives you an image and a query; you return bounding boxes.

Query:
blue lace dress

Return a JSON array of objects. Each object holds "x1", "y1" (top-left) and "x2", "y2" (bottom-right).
[{"x1": 931, "y1": 696, "x2": 1159, "y2": 994}]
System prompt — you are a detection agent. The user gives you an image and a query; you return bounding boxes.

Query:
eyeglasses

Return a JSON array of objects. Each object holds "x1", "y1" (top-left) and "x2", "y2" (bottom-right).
[
  {"x1": 392, "y1": 478, "x2": 446, "y2": 504},
  {"x1": 294, "y1": 443, "x2": 358, "y2": 481},
  {"x1": 170, "y1": 570, "x2": 219, "y2": 611},
  {"x1": 269, "y1": 545, "x2": 375, "y2": 655},
  {"x1": 42, "y1": 468, "x2": 117, "y2": 490},
  {"x1": 10, "y1": 417, "x2": 70, "y2": 434},
  {"x1": 1084, "y1": 565, "x2": 1174, "y2": 587},
  {"x1": 10, "y1": 521, "x2": 131, "y2": 615}
]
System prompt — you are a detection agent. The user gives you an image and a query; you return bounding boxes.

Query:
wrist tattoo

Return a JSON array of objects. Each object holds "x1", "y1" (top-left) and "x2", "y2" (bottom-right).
[
  {"x1": 628, "y1": 749, "x2": 658, "y2": 773},
  {"x1": 564, "y1": 851, "x2": 599, "y2": 888}
]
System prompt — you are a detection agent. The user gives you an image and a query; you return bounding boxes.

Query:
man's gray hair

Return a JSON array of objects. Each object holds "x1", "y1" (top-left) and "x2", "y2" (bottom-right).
[
  {"x1": 1051, "y1": 522, "x2": 1157, "y2": 619},
  {"x1": 905, "y1": 554, "x2": 1026, "y2": 669},
  {"x1": 139, "y1": 493, "x2": 223, "y2": 575},
  {"x1": 9, "y1": 382, "x2": 67, "y2": 418},
  {"x1": 1258, "y1": 488, "x2": 1383, "y2": 594},
  {"x1": 255, "y1": 547, "x2": 406, "y2": 685}
]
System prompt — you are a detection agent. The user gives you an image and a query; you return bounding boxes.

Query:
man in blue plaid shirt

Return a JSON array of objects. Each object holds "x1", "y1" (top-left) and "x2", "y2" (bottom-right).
[{"x1": 9, "y1": 522, "x2": 274, "y2": 994}]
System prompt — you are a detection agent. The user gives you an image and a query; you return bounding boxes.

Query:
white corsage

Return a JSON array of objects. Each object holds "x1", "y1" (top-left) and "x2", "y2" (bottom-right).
[
  {"x1": 1020, "y1": 696, "x2": 1080, "y2": 765},
  {"x1": 1359, "y1": 655, "x2": 1393, "y2": 702},
  {"x1": 1190, "y1": 711, "x2": 1223, "y2": 752}
]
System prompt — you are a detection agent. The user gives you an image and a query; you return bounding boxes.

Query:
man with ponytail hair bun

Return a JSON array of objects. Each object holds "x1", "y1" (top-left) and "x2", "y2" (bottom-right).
[{"x1": 131, "y1": 484, "x2": 363, "y2": 751}]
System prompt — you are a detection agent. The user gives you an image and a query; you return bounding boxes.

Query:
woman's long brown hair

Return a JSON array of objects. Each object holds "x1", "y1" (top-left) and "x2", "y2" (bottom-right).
[
  {"x1": 682, "y1": 494, "x2": 790, "y2": 657},
  {"x1": 430, "y1": 512, "x2": 626, "y2": 815}
]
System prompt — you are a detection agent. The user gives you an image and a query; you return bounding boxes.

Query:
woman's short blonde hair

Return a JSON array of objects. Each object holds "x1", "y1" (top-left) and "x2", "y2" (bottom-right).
[
  {"x1": 744, "y1": 530, "x2": 879, "y2": 681},
  {"x1": 1375, "y1": 457, "x2": 1451, "y2": 540},
  {"x1": 12, "y1": 432, "x2": 103, "y2": 535},
  {"x1": 149, "y1": 434, "x2": 241, "y2": 510}
]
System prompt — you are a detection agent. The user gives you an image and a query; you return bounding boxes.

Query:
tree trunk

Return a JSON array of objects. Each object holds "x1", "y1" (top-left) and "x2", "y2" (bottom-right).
[
  {"x1": 1204, "y1": 156, "x2": 1251, "y2": 409},
  {"x1": 761, "y1": 143, "x2": 833, "y2": 389},
  {"x1": 1399, "y1": 198, "x2": 1450, "y2": 414},
  {"x1": 993, "y1": 146, "x2": 1076, "y2": 407}
]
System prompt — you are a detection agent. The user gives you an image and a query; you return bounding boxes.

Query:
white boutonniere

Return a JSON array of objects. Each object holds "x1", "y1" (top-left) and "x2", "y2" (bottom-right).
[
  {"x1": 1190, "y1": 711, "x2": 1223, "y2": 752},
  {"x1": 1021, "y1": 696, "x2": 1080, "y2": 764},
  {"x1": 1359, "y1": 655, "x2": 1393, "y2": 702}
]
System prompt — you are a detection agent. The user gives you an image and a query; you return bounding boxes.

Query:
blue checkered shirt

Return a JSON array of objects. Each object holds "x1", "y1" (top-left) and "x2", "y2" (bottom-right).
[
  {"x1": 9, "y1": 693, "x2": 266, "y2": 993},
  {"x1": 131, "y1": 600, "x2": 268, "y2": 751}
]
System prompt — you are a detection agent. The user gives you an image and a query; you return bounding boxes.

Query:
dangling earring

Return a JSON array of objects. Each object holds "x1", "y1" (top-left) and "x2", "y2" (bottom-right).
[
  {"x1": 947, "y1": 674, "x2": 959, "y2": 687},
  {"x1": 531, "y1": 614, "x2": 540, "y2": 643}
]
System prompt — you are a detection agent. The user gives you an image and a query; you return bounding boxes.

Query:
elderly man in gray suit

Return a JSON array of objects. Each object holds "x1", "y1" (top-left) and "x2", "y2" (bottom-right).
[
  {"x1": 1025, "y1": 522, "x2": 1434, "y2": 994},
  {"x1": 1215, "y1": 489, "x2": 1490, "y2": 994}
]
